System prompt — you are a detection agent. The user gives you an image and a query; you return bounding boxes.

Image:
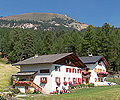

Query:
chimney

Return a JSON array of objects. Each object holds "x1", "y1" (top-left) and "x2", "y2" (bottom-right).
[{"x1": 88, "y1": 53, "x2": 93, "y2": 57}]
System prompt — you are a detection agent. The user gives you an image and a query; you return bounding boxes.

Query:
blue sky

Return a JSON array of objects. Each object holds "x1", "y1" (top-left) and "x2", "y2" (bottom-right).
[{"x1": 0, "y1": 0, "x2": 119, "y2": 27}]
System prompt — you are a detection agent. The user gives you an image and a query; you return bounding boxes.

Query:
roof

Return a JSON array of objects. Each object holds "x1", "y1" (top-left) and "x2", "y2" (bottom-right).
[
  {"x1": 79, "y1": 55, "x2": 103, "y2": 64},
  {"x1": 12, "y1": 71, "x2": 38, "y2": 76},
  {"x1": 12, "y1": 53, "x2": 86, "y2": 68},
  {"x1": 79, "y1": 55, "x2": 110, "y2": 67}
]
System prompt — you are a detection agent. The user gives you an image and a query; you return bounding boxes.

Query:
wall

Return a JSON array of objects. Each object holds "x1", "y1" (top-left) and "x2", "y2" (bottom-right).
[
  {"x1": 86, "y1": 61, "x2": 107, "y2": 85},
  {"x1": 20, "y1": 64, "x2": 53, "y2": 94},
  {"x1": 51, "y1": 64, "x2": 82, "y2": 92},
  {"x1": 18, "y1": 64, "x2": 82, "y2": 94}
]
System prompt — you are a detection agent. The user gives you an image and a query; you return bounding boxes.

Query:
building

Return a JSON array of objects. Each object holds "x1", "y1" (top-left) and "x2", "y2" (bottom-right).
[
  {"x1": 12, "y1": 53, "x2": 86, "y2": 94},
  {"x1": 79, "y1": 55, "x2": 110, "y2": 86}
]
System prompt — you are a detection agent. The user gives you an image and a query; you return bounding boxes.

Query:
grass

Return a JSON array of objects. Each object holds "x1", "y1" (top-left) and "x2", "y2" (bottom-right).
[
  {"x1": 20, "y1": 85, "x2": 120, "y2": 100},
  {"x1": 0, "y1": 61, "x2": 19, "y2": 92},
  {"x1": 105, "y1": 78, "x2": 120, "y2": 85}
]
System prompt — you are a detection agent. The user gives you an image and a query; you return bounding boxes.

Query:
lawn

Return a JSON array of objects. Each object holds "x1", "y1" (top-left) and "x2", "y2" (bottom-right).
[
  {"x1": 0, "y1": 62, "x2": 19, "y2": 92},
  {"x1": 20, "y1": 85, "x2": 120, "y2": 100}
]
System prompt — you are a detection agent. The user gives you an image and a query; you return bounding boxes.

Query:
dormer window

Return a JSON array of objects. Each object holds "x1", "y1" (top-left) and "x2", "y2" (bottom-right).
[{"x1": 65, "y1": 59, "x2": 71, "y2": 64}]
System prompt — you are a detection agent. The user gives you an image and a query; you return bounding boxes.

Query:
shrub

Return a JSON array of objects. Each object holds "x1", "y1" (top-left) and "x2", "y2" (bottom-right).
[
  {"x1": 10, "y1": 88, "x2": 20, "y2": 94},
  {"x1": 33, "y1": 89, "x2": 40, "y2": 94},
  {"x1": 80, "y1": 84, "x2": 85, "y2": 88}
]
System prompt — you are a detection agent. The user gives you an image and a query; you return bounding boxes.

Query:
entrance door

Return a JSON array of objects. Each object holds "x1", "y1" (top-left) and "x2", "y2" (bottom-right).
[
  {"x1": 25, "y1": 86, "x2": 28, "y2": 93},
  {"x1": 86, "y1": 78, "x2": 89, "y2": 84}
]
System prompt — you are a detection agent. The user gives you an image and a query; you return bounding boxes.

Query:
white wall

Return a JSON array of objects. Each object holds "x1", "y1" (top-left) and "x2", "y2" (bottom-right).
[
  {"x1": 86, "y1": 61, "x2": 107, "y2": 85},
  {"x1": 19, "y1": 64, "x2": 82, "y2": 94},
  {"x1": 51, "y1": 64, "x2": 82, "y2": 92}
]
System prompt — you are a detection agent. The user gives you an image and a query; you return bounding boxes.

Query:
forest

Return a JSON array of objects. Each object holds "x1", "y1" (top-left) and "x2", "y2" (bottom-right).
[{"x1": 0, "y1": 23, "x2": 120, "y2": 73}]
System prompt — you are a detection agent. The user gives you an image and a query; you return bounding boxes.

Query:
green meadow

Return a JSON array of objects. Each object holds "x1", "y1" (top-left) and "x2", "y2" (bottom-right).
[
  {"x1": 20, "y1": 85, "x2": 120, "y2": 100},
  {"x1": 0, "y1": 61, "x2": 19, "y2": 92}
]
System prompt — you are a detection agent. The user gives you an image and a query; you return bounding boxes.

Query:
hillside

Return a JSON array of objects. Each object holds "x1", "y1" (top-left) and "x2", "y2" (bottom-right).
[
  {"x1": 0, "y1": 61, "x2": 19, "y2": 92},
  {"x1": 0, "y1": 12, "x2": 88, "y2": 31}
]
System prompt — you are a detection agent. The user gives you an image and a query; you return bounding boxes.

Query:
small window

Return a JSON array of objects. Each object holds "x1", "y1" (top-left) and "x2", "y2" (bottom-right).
[
  {"x1": 68, "y1": 77, "x2": 70, "y2": 81},
  {"x1": 55, "y1": 66, "x2": 60, "y2": 71},
  {"x1": 64, "y1": 77, "x2": 66, "y2": 81},
  {"x1": 40, "y1": 69, "x2": 49, "y2": 73},
  {"x1": 94, "y1": 68, "x2": 97, "y2": 72},
  {"x1": 101, "y1": 78, "x2": 103, "y2": 82}
]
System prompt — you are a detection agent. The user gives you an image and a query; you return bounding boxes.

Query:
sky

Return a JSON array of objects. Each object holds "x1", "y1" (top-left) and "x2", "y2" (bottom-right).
[{"x1": 0, "y1": 0, "x2": 120, "y2": 27}]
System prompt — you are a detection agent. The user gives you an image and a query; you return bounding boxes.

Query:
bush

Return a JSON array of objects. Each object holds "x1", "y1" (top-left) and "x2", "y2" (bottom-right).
[
  {"x1": 33, "y1": 89, "x2": 40, "y2": 94},
  {"x1": 88, "y1": 83, "x2": 94, "y2": 87},
  {"x1": 80, "y1": 84, "x2": 85, "y2": 88},
  {"x1": 10, "y1": 88, "x2": 20, "y2": 94}
]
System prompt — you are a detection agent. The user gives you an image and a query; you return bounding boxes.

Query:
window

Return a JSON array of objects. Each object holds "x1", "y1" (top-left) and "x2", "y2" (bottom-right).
[
  {"x1": 69, "y1": 68, "x2": 71, "y2": 73},
  {"x1": 100, "y1": 69, "x2": 102, "y2": 72},
  {"x1": 94, "y1": 68, "x2": 97, "y2": 72},
  {"x1": 103, "y1": 70, "x2": 105, "y2": 72},
  {"x1": 40, "y1": 77, "x2": 47, "y2": 83},
  {"x1": 40, "y1": 69, "x2": 49, "y2": 73},
  {"x1": 68, "y1": 77, "x2": 70, "y2": 81},
  {"x1": 95, "y1": 78, "x2": 97, "y2": 82},
  {"x1": 55, "y1": 77, "x2": 60, "y2": 82},
  {"x1": 64, "y1": 77, "x2": 66, "y2": 81},
  {"x1": 66, "y1": 68, "x2": 69, "y2": 72},
  {"x1": 55, "y1": 66, "x2": 60, "y2": 71},
  {"x1": 78, "y1": 78, "x2": 81, "y2": 82},
  {"x1": 73, "y1": 78, "x2": 77, "y2": 82},
  {"x1": 98, "y1": 78, "x2": 100, "y2": 82},
  {"x1": 72, "y1": 68, "x2": 75, "y2": 73},
  {"x1": 101, "y1": 78, "x2": 103, "y2": 82}
]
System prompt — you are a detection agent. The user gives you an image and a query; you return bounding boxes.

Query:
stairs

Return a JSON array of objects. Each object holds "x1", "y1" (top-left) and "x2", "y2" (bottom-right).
[{"x1": 30, "y1": 81, "x2": 42, "y2": 93}]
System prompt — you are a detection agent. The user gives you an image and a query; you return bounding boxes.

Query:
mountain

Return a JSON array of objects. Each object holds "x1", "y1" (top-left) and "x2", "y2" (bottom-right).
[{"x1": 0, "y1": 13, "x2": 88, "y2": 31}]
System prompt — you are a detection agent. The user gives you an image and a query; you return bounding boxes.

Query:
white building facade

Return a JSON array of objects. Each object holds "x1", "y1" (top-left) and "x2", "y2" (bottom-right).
[
  {"x1": 12, "y1": 53, "x2": 86, "y2": 94},
  {"x1": 79, "y1": 55, "x2": 110, "y2": 86}
]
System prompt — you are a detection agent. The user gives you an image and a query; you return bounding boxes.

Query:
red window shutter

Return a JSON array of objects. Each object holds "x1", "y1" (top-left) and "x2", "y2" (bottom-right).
[
  {"x1": 80, "y1": 70, "x2": 81, "y2": 73},
  {"x1": 55, "y1": 66, "x2": 57, "y2": 71},
  {"x1": 59, "y1": 77, "x2": 60, "y2": 82},
  {"x1": 75, "y1": 69, "x2": 76, "y2": 73},
  {"x1": 72, "y1": 68, "x2": 74, "y2": 73},
  {"x1": 69, "y1": 68, "x2": 71, "y2": 72},
  {"x1": 73, "y1": 78, "x2": 74, "y2": 82},
  {"x1": 45, "y1": 77, "x2": 47, "y2": 82},
  {"x1": 55, "y1": 77, "x2": 57, "y2": 82},
  {"x1": 76, "y1": 78, "x2": 77, "y2": 82},
  {"x1": 77, "y1": 69, "x2": 79, "y2": 73},
  {"x1": 66, "y1": 68, "x2": 68, "y2": 72},
  {"x1": 40, "y1": 77, "x2": 42, "y2": 82},
  {"x1": 78, "y1": 78, "x2": 79, "y2": 82},
  {"x1": 59, "y1": 67, "x2": 60, "y2": 71}
]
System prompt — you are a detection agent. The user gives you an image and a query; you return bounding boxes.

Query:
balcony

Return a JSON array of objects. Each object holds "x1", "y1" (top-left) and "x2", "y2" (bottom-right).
[{"x1": 97, "y1": 72, "x2": 108, "y2": 77}]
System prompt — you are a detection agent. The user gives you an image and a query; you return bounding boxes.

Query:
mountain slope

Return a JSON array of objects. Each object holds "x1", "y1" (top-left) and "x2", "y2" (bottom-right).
[{"x1": 0, "y1": 13, "x2": 88, "y2": 31}]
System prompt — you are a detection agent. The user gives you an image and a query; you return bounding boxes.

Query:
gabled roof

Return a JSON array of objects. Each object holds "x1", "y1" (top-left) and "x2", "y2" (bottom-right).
[
  {"x1": 12, "y1": 53, "x2": 86, "y2": 68},
  {"x1": 79, "y1": 56, "x2": 103, "y2": 64},
  {"x1": 79, "y1": 55, "x2": 110, "y2": 67}
]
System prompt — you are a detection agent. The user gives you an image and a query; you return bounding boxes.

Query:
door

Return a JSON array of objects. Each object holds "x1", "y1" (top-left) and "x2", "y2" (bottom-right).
[
  {"x1": 86, "y1": 78, "x2": 89, "y2": 84},
  {"x1": 25, "y1": 86, "x2": 28, "y2": 93}
]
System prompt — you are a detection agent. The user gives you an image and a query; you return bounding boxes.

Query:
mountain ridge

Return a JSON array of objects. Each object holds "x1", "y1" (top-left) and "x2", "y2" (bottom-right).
[{"x1": 0, "y1": 12, "x2": 88, "y2": 31}]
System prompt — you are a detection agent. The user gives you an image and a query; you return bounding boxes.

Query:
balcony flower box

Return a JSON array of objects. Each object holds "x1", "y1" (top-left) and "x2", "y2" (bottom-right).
[
  {"x1": 97, "y1": 72, "x2": 108, "y2": 75},
  {"x1": 69, "y1": 81, "x2": 72, "y2": 85},
  {"x1": 13, "y1": 81, "x2": 30, "y2": 85},
  {"x1": 63, "y1": 81, "x2": 67, "y2": 85},
  {"x1": 98, "y1": 63, "x2": 102, "y2": 66},
  {"x1": 56, "y1": 82, "x2": 61, "y2": 85}
]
